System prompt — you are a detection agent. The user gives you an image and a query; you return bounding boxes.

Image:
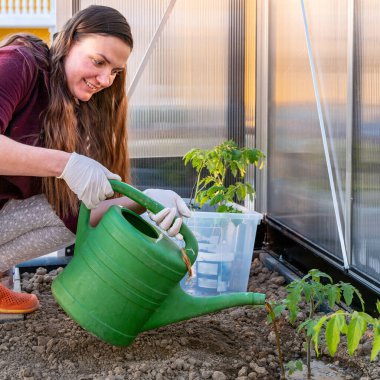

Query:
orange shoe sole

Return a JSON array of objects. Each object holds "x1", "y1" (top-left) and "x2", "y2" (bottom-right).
[
  {"x1": 0, "y1": 285, "x2": 40, "y2": 314},
  {"x1": 0, "y1": 299, "x2": 40, "y2": 314}
]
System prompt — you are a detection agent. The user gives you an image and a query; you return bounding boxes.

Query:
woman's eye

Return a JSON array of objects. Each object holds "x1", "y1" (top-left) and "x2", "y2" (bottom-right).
[
  {"x1": 92, "y1": 59, "x2": 104, "y2": 66},
  {"x1": 112, "y1": 69, "x2": 124, "y2": 76}
]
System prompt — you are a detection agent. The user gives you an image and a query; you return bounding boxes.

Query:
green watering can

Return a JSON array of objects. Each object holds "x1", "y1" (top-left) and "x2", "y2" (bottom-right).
[{"x1": 52, "y1": 180, "x2": 265, "y2": 346}]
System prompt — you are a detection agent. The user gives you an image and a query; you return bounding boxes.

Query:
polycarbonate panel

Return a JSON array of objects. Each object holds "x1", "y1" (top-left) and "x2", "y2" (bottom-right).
[
  {"x1": 80, "y1": 1, "x2": 255, "y2": 197},
  {"x1": 244, "y1": 0, "x2": 257, "y2": 210},
  {"x1": 267, "y1": 0, "x2": 348, "y2": 258},
  {"x1": 351, "y1": 1, "x2": 380, "y2": 280},
  {"x1": 82, "y1": 0, "x2": 230, "y2": 158}
]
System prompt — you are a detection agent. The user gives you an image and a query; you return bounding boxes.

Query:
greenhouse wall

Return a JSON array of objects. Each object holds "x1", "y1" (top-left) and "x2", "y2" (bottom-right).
[
  {"x1": 256, "y1": 0, "x2": 380, "y2": 292},
  {"x1": 56, "y1": 1, "x2": 380, "y2": 292}
]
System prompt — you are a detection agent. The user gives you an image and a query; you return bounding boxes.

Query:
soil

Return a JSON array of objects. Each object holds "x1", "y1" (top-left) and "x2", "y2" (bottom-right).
[{"x1": 0, "y1": 255, "x2": 378, "y2": 380}]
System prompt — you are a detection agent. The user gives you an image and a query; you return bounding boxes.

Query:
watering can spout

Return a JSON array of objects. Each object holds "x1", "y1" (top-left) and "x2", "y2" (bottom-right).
[{"x1": 142, "y1": 284, "x2": 265, "y2": 332}]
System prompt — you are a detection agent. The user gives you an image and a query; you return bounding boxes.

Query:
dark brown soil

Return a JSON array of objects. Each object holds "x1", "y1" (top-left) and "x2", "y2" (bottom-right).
[{"x1": 0, "y1": 256, "x2": 377, "y2": 380}]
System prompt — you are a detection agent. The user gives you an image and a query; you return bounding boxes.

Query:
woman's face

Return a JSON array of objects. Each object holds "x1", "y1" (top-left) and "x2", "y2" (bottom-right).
[{"x1": 64, "y1": 34, "x2": 132, "y2": 102}]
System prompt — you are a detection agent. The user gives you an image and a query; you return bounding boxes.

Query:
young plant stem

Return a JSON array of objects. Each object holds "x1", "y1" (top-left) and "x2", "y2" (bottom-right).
[
  {"x1": 193, "y1": 165, "x2": 204, "y2": 205},
  {"x1": 306, "y1": 335, "x2": 312, "y2": 379},
  {"x1": 306, "y1": 301, "x2": 316, "y2": 379},
  {"x1": 265, "y1": 302, "x2": 286, "y2": 380}
]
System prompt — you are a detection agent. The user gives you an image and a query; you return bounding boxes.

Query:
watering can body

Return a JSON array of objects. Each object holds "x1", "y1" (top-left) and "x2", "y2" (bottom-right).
[{"x1": 52, "y1": 181, "x2": 265, "y2": 346}]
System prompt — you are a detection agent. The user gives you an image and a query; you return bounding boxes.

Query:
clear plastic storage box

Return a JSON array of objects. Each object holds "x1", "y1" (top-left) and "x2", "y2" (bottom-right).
[{"x1": 180, "y1": 210, "x2": 263, "y2": 295}]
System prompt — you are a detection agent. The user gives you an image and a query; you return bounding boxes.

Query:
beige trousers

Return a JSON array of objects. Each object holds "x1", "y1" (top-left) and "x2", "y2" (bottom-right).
[{"x1": 0, "y1": 195, "x2": 75, "y2": 272}]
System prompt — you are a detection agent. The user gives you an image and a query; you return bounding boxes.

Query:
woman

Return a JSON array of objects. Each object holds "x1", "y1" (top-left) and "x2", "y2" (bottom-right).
[{"x1": 0, "y1": 5, "x2": 190, "y2": 314}]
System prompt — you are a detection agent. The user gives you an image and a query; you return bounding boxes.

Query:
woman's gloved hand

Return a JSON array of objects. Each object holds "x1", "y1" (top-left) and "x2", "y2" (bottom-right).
[
  {"x1": 143, "y1": 189, "x2": 191, "y2": 240},
  {"x1": 58, "y1": 152, "x2": 121, "y2": 209}
]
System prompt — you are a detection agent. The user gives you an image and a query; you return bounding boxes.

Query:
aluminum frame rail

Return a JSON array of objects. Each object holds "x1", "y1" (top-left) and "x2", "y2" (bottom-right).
[
  {"x1": 127, "y1": 0, "x2": 177, "y2": 99},
  {"x1": 300, "y1": 0, "x2": 349, "y2": 270}
]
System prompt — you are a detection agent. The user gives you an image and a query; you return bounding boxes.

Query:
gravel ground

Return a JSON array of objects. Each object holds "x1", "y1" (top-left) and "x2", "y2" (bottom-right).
[{"x1": 0, "y1": 256, "x2": 378, "y2": 380}]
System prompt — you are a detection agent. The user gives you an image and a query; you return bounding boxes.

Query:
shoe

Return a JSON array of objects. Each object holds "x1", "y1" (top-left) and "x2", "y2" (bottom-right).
[{"x1": 0, "y1": 283, "x2": 39, "y2": 314}]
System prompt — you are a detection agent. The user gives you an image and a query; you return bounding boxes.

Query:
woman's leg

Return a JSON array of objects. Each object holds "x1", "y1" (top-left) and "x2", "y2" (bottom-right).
[
  {"x1": 0, "y1": 194, "x2": 75, "y2": 313},
  {"x1": 0, "y1": 194, "x2": 75, "y2": 272}
]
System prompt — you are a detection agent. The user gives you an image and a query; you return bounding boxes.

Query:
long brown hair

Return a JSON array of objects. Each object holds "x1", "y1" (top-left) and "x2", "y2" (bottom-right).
[{"x1": 42, "y1": 5, "x2": 133, "y2": 218}]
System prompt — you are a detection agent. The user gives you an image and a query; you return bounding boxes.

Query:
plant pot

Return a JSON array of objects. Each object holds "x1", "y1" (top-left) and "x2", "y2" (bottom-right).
[{"x1": 180, "y1": 209, "x2": 263, "y2": 296}]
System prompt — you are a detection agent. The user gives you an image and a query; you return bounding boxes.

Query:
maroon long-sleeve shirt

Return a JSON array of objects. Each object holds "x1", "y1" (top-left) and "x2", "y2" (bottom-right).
[{"x1": 0, "y1": 45, "x2": 77, "y2": 233}]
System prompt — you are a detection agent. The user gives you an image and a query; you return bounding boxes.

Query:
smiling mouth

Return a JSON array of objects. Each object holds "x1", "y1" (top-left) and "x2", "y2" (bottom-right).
[{"x1": 84, "y1": 79, "x2": 98, "y2": 91}]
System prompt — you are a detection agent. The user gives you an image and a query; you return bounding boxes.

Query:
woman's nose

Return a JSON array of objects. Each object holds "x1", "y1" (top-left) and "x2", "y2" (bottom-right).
[{"x1": 97, "y1": 73, "x2": 113, "y2": 87}]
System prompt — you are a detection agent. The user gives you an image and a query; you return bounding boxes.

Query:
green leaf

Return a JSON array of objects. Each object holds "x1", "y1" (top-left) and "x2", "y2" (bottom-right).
[
  {"x1": 236, "y1": 184, "x2": 246, "y2": 200},
  {"x1": 298, "y1": 319, "x2": 317, "y2": 337},
  {"x1": 273, "y1": 304, "x2": 286, "y2": 318},
  {"x1": 302, "y1": 282, "x2": 312, "y2": 303},
  {"x1": 285, "y1": 361, "x2": 296, "y2": 375},
  {"x1": 312, "y1": 315, "x2": 328, "y2": 356},
  {"x1": 230, "y1": 164, "x2": 238, "y2": 178},
  {"x1": 217, "y1": 204, "x2": 228, "y2": 213},
  {"x1": 295, "y1": 360, "x2": 303, "y2": 371},
  {"x1": 327, "y1": 285, "x2": 337, "y2": 308},
  {"x1": 209, "y1": 194, "x2": 224, "y2": 206},
  {"x1": 314, "y1": 283, "x2": 326, "y2": 306},
  {"x1": 334, "y1": 310, "x2": 347, "y2": 330},
  {"x1": 338, "y1": 314, "x2": 348, "y2": 334},
  {"x1": 326, "y1": 315, "x2": 342, "y2": 356},
  {"x1": 309, "y1": 269, "x2": 333, "y2": 283},
  {"x1": 285, "y1": 283, "x2": 303, "y2": 324},
  {"x1": 358, "y1": 312, "x2": 375, "y2": 325},
  {"x1": 354, "y1": 288, "x2": 365, "y2": 311},
  {"x1": 377, "y1": 301, "x2": 380, "y2": 315},
  {"x1": 371, "y1": 324, "x2": 380, "y2": 361},
  {"x1": 340, "y1": 283, "x2": 354, "y2": 306},
  {"x1": 347, "y1": 314, "x2": 367, "y2": 355}
]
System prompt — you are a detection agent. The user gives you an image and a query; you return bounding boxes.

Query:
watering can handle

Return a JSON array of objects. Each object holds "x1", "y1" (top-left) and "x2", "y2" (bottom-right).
[{"x1": 76, "y1": 180, "x2": 198, "y2": 262}]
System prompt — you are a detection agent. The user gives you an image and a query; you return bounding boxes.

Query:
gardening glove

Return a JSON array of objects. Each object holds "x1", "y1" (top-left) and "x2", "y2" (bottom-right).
[
  {"x1": 143, "y1": 189, "x2": 191, "y2": 240},
  {"x1": 58, "y1": 152, "x2": 121, "y2": 209}
]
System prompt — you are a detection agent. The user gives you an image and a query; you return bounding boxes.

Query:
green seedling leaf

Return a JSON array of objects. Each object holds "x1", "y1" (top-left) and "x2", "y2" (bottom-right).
[
  {"x1": 327, "y1": 285, "x2": 340, "y2": 308},
  {"x1": 273, "y1": 303, "x2": 286, "y2": 318},
  {"x1": 183, "y1": 149, "x2": 201, "y2": 166},
  {"x1": 341, "y1": 283, "x2": 354, "y2": 306},
  {"x1": 302, "y1": 282, "x2": 313, "y2": 303},
  {"x1": 312, "y1": 315, "x2": 328, "y2": 356},
  {"x1": 286, "y1": 284, "x2": 303, "y2": 324},
  {"x1": 236, "y1": 184, "x2": 246, "y2": 200},
  {"x1": 199, "y1": 195, "x2": 210, "y2": 208},
  {"x1": 377, "y1": 300, "x2": 380, "y2": 315},
  {"x1": 285, "y1": 360, "x2": 303, "y2": 375},
  {"x1": 347, "y1": 314, "x2": 367, "y2": 355},
  {"x1": 183, "y1": 140, "x2": 264, "y2": 214},
  {"x1": 333, "y1": 310, "x2": 346, "y2": 329},
  {"x1": 246, "y1": 149, "x2": 258, "y2": 164},
  {"x1": 314, "y1": 283, "x2": 326, "y2": 306},
  {"x1": 358, "y1": 312, "x2": 375, "y2": 325},
  {"x1": 230, "y1": 164, "x2": 238, "y2": 178},
  {"x1": 266, "y1": 303, "x2": 285, "y2": 323},
  {"x1": 209, "y1": 193, "x2": 225, "y2": 206},
  {"x1": 217, "y1": 204, "x2": 228, "y2": 213},
  {"x1": 231, "y1": 149, "x2": 242, "y2": 160},
  {"x1": 326, "y1": 314, "x2": 345, "y2": 356},
  {"x1": 371, "y1": 323, "x2": 380, "y2": 361},
  {"x1": 295, "y1": 360, "x2": 303, "y2": 371},
  {"x1": 354, "y1": 288, "x2": 365, "y2": 311},
  {"x1": 298, "y1": 319, "x2": 317, "y2": 337},
  {"x1": 309, "y1": 269, "x2": 333, "y2": 284}
]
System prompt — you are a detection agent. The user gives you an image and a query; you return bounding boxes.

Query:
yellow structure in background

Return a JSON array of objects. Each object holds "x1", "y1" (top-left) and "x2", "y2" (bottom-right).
[
  {"x1": 0, "y1": 28, "x2": 50, "y2": 43},
  {"x1": 0, "y1": 0, "x2": 54, "y2": 44}
]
